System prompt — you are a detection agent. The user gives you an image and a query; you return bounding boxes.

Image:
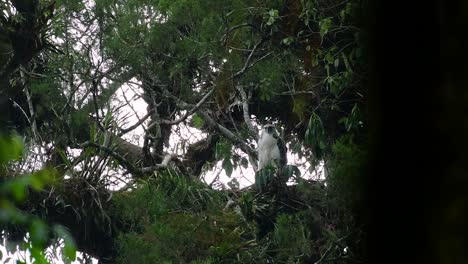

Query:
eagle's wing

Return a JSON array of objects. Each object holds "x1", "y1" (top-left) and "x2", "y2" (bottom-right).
[{"x1": 272, "y1": 132, "x2": 287, "y2": 167}]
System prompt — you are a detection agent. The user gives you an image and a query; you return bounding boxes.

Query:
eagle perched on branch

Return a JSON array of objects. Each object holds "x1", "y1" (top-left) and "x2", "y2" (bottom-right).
[{"x1": 257, "y1": 124, "x2": 287, "y2": 171}]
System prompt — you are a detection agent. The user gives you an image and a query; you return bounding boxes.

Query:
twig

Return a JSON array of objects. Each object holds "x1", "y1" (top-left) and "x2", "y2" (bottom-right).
[
  {"x1": 20, "y1": 67, "x2": 47, "y2": 164},
  {"x1": 209, "y1": 167, "x2": 223, "y2": 187},
  {"x1": 159, "y1": 87, "x2": 214, "y2": 125},
  {"x1": 119, "y1": 109, "x2": 154, "y2": 135},
  {"x1": 91, "y1": 80, "x2": 106, "y2": 132},
  {"x1": 222, "y1": 23, "x2": 253, "y2": 44},
  {"x1": 275, "y1": 91, "x2": 317, "y2": 96},
  {"x1": 140, "y1": 153, "x2": 179, "y2": 173},
  {"x1": 79, "y1": 141, "x2": 141, "y2": 176},
  {"x1": 314, "y1": 243, "x2": 335, "y2": 264},
  {"x1": 314, "y1": 235, "x2": 349, "y2": 264},
  {"x1": 147, "y1": 87, "x2": 214, "y2": 128},
  {"x1": 10, "y1": 99, "x2": 31, "y2": 125},
  {"x1": 233, "y1": 39, "x2": 265, "y2": 79}
]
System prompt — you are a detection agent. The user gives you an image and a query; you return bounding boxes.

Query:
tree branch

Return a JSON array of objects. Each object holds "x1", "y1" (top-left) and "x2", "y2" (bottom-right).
[
  {"x1": 236, "y1": 85, "x2": 258, "y2": 140},
  {"x1": 158, "y1": 86, "x2": 258, "y2": 170},
  {"x1": 119, "y1": 109, "x2": 154, "y2": 135},
  {"x1": 140, "y1": 153, "x2": 179, "y2": 173},
  {"x1": 232, "y1": 39, "x2": 273, "y2": 79},
  {"x1": 196, "y1": 111, "x2": 258, "y2": 171},
  {"x1": 78, "y1": 70, "x2": 136, "y2": 116},
  {"x1": 147, "y1": 87, "x2": 214, "y2": 128},
  {"x1": 79, "y1": 141, "x2": 142, "y2": 176}
]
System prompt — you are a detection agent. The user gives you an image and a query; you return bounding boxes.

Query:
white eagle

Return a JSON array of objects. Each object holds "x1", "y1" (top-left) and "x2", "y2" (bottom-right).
[{"x1": 257, "y1": 124, "x2": 287, "y2": 171}]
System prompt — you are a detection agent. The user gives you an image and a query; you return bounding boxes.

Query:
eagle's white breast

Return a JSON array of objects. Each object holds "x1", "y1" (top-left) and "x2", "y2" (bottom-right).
[{"x1": 257, "y1": 130, "x2": 281, "y2": 171}]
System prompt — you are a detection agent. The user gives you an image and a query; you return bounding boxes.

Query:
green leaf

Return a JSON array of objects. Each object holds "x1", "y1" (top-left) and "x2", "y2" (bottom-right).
[
  {"x1": 340, "y1": 9, "x2": 346, "y2": 21},
  {"x1": 30, "y1": 247, "x2": 49, "y2": 264},
  {"x1": 255, "y1": 167, "x2": 274, "y2": 191},
  {"x1": 10, "y1": 180, "x2": 27, "y2": 202},
  {"x1": 319, "y1": 139, "x2": 326, "y2": 149},
  {"x1": 54, "y1": 225, "x2": 77, "y2": 262},
  {"x1": 319, "y1": 17, "x2": 332, "y2": 37},
  {"x1": 102, "y1": 105, "x2": 114, "y2": 128},
  {"x1": 311, "y1": 52, "x2": 319, "y2": 67},
  {"x1": 29, "y1": 175, "x2": 44, "y2": 191},
  {"x1": 215, "y1": 140, "x2": 232, "y2": 159},
  {"x1": 30, "y1": 219, "x2": 48, "y2": 249},
  {"x1": 281, "y1": 37, "x2": 294, "y2": 45},
  {"x1": 282, "y1": 165, "x2": 301, "y2": 182},
  {"x1": 232, "y1": 154, "x2": 240, "y2": 169},
  {"x1": 0, "y1": 134, "x2": 24, "y2": 164},
  {"x1": 227, "y1": 178, "x2": 239, "y2": 189},
  {"x1": 341, "y1": 52, "x2": 352, "y2": 72},
  {"x1": 222, "y1": 158, "x2": 233, "y2": 177},
  {"x1": 240, "y1": 157, "x2": 249, "y2": 168},
  {"x1": 265, "y1": 9, "x2": 279, "y2": 26},
  {"x1": 63, "y1": 240, "x2": 77, "y2": 262},
  {"x1": 324, "y1": 52, "x2": 334, "y2": 64},
  {"x1": 255, "y1": 171, "x2": 264, "y2": 191},
  {"x1": 191, "y1": 113, "x2": 205, "y2": 129},
  {"x1": 29, "y1": 169, "x2": 52, "y2": 191},
  {"x1": 305, "y1": 113, "x2": 326, "y2": 160}
]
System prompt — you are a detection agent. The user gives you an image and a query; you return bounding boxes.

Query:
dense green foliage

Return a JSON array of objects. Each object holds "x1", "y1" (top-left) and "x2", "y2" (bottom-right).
[
  {"x1": 114, "y1": 172, "x2": 251, "y2": 263},
  {"x1": 110, "y1": 136, "x2": 366, "y2": 264},
  {"x1": 113, "y1": 173, "x2": 307, "y2": 263},
  {"x1": 0, "y1": 134, "x2": 77, "y2": 263}
]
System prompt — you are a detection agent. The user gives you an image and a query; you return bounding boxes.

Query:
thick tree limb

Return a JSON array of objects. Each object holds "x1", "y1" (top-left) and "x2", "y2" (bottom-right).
[
  {"x1": 159, "y1": 86, "x2": 258, "y2": 169},
  {"x1": 196, "y1": 111, "x2": 258, "y2": 171}
]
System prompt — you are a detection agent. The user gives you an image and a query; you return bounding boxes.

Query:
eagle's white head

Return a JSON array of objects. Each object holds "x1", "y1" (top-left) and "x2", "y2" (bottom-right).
[{"x1": 257, "y1": 124, "x2": 287, "y2": 171}]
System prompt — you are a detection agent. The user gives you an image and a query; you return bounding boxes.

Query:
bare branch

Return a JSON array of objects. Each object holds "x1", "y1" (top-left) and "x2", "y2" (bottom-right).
[
  {"x1": 233, "y1": 39, "x2": 265, "y2": 79},
  {"x1": 119, "y1": 109, "x2": 154, "y2": 135},
  {"x1": 222, "y1": 23, "x2": 254, "y2": 44},
  {"x1": 20, "y1": 67, "x2": 46, "y2": 165},
  {"x1": 158, "y1": 86, "x2": 258, "y2": 170},
  {"x1": 231, "y1": 38, "x2": 273, "y2": 80},
  {"x1": 91, "y1": 80, "x2": 106, "y2": 132},
  {"x1": 275, "y1": 91, "x2": 317, "y2": 96},
  {"x1": 9, "y1": 99, "x2": 31, "y2": 124},
  {"x1": 140, "y1": 153, "x2": 179, "y2": 173},
  {"x1": 196, "y1": 111, "x2": 257, "y2": 171},
  {"x1": 148, "y1": 87, "x2": 215, "y2": 128},
  {"x1": 78, "y1": 70, "x2": 136, "y2": 116},
  {"x1": 79, "y1": 141, "x2": 142, "y2": 176},
  {"x1": 236, "y1": 85, "x2": 258, "y2": 140}
]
